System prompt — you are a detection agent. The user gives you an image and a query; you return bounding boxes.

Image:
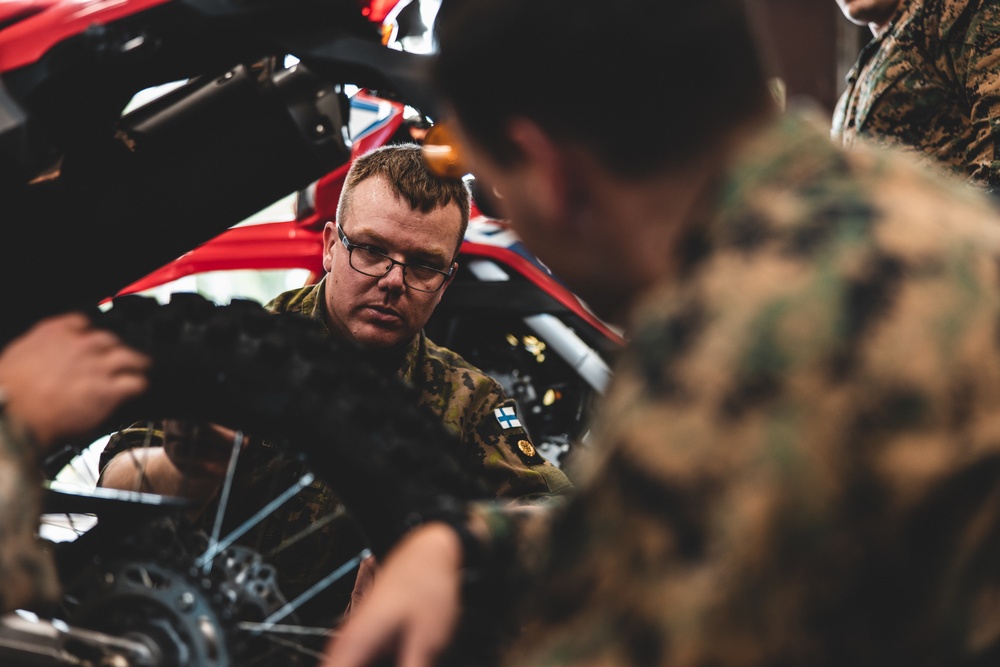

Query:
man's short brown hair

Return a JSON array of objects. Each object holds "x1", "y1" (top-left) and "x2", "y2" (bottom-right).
[{"x1": 337, "y1": 144, "x2": 471, "y2": 257}]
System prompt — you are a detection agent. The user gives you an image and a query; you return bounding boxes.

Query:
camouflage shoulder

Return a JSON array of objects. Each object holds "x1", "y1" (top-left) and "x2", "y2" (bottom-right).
[
  {"x1": 478, "y1": 399, "x2": 573, "y2": 496},
  {"x1": 264, "y1": 283, "x2": 320, "y2": 316},
  {"x1": 421, "y1": 337, "x2": 498, "y2": 383},
  {"x1": 934, "y1": 0, "x2": 991, "y2": 37}
]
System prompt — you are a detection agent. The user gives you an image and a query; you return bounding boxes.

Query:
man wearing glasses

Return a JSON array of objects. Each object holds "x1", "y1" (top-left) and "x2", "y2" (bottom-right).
[
  {"x1": 272, "y1": 144, "x2": 568, "y2": 498},
  {"x1": 100, "y1": 143, "x2": 570, "y2": 627}
]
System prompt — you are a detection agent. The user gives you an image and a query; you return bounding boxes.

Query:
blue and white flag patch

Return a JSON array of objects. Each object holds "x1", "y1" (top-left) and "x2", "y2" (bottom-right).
[{"x1": 494, "y1": 406, "x2": 522, "y2": 429}]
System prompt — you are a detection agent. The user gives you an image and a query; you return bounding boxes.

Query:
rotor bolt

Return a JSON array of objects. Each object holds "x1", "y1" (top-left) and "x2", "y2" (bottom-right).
[
  {"x1": 103, "y1": 572, "x2": 115, "y2": 586},
  {"x1": 177, "y1": 591, "x2": 196, "y2": 612}
]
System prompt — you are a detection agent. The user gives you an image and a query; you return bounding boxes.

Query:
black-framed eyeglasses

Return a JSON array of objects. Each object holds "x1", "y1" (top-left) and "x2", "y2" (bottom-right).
[{"x1": 337, "y1": 223, "x2": 454, "y2": 293}]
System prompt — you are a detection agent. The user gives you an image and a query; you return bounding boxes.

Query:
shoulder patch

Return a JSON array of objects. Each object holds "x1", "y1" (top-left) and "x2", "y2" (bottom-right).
[{"x1": 494, "y1": 406, "x2": 522, "y2": 429}]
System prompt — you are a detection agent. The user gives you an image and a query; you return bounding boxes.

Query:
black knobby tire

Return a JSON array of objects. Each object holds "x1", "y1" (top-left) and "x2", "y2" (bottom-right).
[{"x1": 88, "y1": 292, "x2": 488, "y2": 557}]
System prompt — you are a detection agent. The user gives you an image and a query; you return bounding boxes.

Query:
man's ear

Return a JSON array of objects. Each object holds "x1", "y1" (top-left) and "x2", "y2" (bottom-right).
[
  {"x1": 438, "y1": 260, "x2": 458, "y2": 296},
  {"x1": 505, "y1": 118, "x2": 575, "y2": 229},
  {"x1": 321, "y1": 221, "x2": 337, "y2": 273},
  {"x1": 429, "y1": 261, "x2": 458, "y2": 309}
]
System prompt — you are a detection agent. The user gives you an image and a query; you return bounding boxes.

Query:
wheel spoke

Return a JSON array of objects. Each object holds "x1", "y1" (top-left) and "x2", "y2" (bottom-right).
[
  {"x1": 264, "y1": 506, "x2": 347, "y2": 560},
  {"x1": 237, "y1": 622, "x2": 333, "y2": 636},
  {"x1": 67, "y1": 455, "x2": 96, "y2": 488},
  {"x1": 195, "y1": 473, "x2": 316, "y2": 569},
  {"x1": 202, "y1": 430, "x2": 245, "y2": 574},
  {"x1": 256, "y1": 548, "x2": 370, "y2": 629},
  {"x1": 39, "y1": 515, "x2": 91, "y2": 537}
]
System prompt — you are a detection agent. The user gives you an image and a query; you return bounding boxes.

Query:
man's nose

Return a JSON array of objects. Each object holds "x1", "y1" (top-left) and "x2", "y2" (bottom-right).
[{"x1": 378, "y1": 261, "x2": 407, "y2": 291}]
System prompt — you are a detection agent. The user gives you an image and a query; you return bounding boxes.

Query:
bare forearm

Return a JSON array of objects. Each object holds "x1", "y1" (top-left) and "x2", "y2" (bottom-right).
[{"x1": 100, "y1": 446, "x2": 221, "y2": 511}]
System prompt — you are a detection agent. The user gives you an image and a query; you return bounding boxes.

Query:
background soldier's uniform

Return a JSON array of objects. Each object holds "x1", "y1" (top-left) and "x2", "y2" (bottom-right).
[
  {"x1": 101, "y1": 281, "x2": 570, "y2": 627},
  {"x1": 468, "y1": 111, "x2": 1000, "y2": 665},
  {"x1": 0, "y1": 413, "x2": 57, "y2": 614},
  {"x1": 832, "y1": 0, "x2": 1000, "y2": 192}
]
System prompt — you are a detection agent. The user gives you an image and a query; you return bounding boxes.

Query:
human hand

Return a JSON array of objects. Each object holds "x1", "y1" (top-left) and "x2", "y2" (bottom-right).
[
  {"x1": 344, "y1": 553, "x2": 380, "y2": 618},
  {"x1": 321, "y1": 522, "x2": 464, "y2": 667},
  {"x1": 0, "y1": 313, "x2": 150, "y2": 451},
  {"x1": 162, "y1": 420, "x2": 244, "y2": 480}
]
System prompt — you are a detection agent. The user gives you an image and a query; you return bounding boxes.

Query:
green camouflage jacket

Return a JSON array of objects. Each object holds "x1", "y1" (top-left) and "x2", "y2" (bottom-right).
[
  {"x1": 471, "y1": 110, "x2": 1000, "y2": 665},
  {"x1": 266, "y1": 282, "x2": 571, "y2": 498},
  {"x1": 102, "y1": 283, "x2": 570, "y2": 625},
  {"x1": 0, "y1": 414, "x2": 57, "y2": 614},
  {"x1": 831, "y1": 0, "x2": 1000, "y2": 192}
]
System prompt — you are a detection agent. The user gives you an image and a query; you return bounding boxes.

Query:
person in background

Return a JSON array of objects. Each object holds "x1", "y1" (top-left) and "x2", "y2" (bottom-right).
[
  {"x1": 832, "y1": 0, "x2": 1000, "y2": 193},
  {"x1": 99, "y1": 144, "x2": 571, "y2": 626},
  {"x1": 322, "y1": 0, "x2": 1000, "y2": 664}
]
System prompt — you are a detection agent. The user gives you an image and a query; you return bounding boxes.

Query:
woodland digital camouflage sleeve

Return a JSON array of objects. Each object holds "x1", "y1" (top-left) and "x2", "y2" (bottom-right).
[
  {"x1": 943, "y1": 0, "x2": 1000, "y2": 187},
  {"x1": 0, "y1": 415, "x2": 58, "y2": 613},
  {"x1": 268, "y1": 282, "x2": 573, "y2": 498},
  {"x1": 410, "y1": 337, "x2": 573, "y2": 499},
  {"x1": 462, "y1": 113, "x2": 1000, "y2": 666},
  {"x1": 833, "y1": 0, "x2": 1000, "y2": 190}
]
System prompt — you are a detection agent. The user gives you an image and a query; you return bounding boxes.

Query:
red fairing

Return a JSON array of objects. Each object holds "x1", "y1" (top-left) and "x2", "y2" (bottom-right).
[
  {"x1": 303, "y1": 94, "x2": 407, "y2": 230},
  {"x1": 111, "y1": 83, "x2": 621, "y2": 345},
  {"x1": 115, "y1": 222, "x2": 326, "y2": 297},
  {"x1": 459, "y1": 240, "x2": 626, "y2": 346},
  {"x1": 357, "y1": 0, "x2": 405, "y2": 23},
  {"x1": 115, "y1": 91, "x2": 408, "y2": 297},
  {"x1": 115, "y1": 221, "x2": 623, "y2": 346},
  {"x1": 0, "y1": 0, "x2": 170, "y2": 73},
  {"x1": 0, "y1": 1, "x2": 57, "y2": 30}
]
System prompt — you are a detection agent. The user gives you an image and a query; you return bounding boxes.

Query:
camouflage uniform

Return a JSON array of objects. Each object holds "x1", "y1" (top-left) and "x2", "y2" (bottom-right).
[
  {"x1": 470, "y1": 110, "x2": 1000, "y2": 666},
  {"x1": 102, "y1": 281, "x2": 570, "y2": 626},
  {"x1": 265, "y1": 282, "x2": 571, "y2": 499},
  {"x1": 831, "y1": 0, "x2": 1000, "y2": 192},
  {"x1": 0, "y1": 413, "x2": 57, "y2": 614}
]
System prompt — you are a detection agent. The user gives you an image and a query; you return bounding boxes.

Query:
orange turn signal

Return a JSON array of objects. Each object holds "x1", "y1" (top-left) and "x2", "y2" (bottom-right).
[{"x1": 422, "y1": 123, "x2": 468, "y2": 180}]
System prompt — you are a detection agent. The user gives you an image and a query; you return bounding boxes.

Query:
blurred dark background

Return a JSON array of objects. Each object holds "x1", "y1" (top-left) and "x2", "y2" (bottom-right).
[{"x1": 754, "y1": 0, "x2": 871, "y2": 113}]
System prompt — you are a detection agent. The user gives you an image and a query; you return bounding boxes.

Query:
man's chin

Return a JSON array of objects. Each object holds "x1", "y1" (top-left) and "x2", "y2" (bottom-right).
[{"x1": 352, "y1": 323, "x2": 412, "y2": 351}]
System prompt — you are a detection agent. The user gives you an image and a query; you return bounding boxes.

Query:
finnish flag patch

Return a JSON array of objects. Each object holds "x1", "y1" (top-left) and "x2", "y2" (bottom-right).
[{"x1": 494, "y1": 406, "x2": 522, "y2": 429}]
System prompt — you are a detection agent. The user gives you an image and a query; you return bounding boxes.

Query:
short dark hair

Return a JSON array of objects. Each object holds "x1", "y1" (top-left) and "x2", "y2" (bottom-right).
[
  {"x1": 338, "y1": 144, "x2": 471, "y2": 256},
  {"x1": 433, "y1": 0, "x2": 773, "y2": 176}
]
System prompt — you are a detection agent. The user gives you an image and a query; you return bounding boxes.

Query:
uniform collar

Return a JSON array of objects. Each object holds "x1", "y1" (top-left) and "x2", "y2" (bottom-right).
[
  {"x1": 874, "y1": 0, "x2": 911, "y2": 39},
  {"x1": 843, "y1": 0, "x2": 912, "y2": 84},
  {"x1": 294, "y1": 281, "x2": 422, "y2": 380}
]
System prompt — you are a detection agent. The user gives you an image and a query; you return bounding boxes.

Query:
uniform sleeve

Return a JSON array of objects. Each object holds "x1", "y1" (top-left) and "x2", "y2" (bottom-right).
[
  {"x1": 455, "y1": 496, "x2": 562, "y2": 641},
  {"x1": 954, "y1": 3, "x2": 1000, "y2": 190},
  {"x1": 463, "y1": 388, "x2": 573, "y2": 499},
  {"x1": 0, "y1": 414, "x2": 58, "y2": 613}
]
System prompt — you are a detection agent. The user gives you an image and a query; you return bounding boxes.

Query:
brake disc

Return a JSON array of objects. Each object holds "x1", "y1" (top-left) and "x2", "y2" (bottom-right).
[{"x1": 59, "y1": 518, "x2": 291, "y2": 667}]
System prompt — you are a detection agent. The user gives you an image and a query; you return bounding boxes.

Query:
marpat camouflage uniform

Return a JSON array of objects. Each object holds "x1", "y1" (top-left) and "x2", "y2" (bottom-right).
[
  {"x1": 101, "y1": 281, "x2": 570, "y2": 626},
  {"x1": 0, "y1": 413, "x2": 57, "y2": 614},
  {"x1": 831, "y1": 0, "x2": 1000, "y2": 192},
  {"x1": 470, "y1": 110, "x2": 1000, "y2": 666}
]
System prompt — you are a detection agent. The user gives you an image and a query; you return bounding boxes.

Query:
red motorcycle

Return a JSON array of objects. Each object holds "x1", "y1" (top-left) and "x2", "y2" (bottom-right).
[{"x1": 0, "y1": 2, "x2": 621, "y2": 664}]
